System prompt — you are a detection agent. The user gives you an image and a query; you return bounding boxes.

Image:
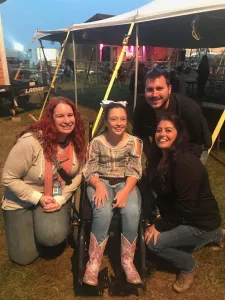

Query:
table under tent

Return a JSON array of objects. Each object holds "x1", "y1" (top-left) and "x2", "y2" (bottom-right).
[{"x1": 33, "y1": 0, "x2": 225, "y2": 154}]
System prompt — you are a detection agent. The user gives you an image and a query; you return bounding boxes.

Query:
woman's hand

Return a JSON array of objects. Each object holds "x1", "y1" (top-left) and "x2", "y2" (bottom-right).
[
  {"x1": 113, "y1": 188, "x2": 129, "y2": 208},
  {"x1": 144, "y1": 224, "x2": 160, "y2": 245},
  {"x1": 39, "y1": 195, "x2": 55, "y2": 207},
  {"x1": 39, "y1": 195, "x2": 61, "y2": 212},
  {"x1": 92, "y1": 182, "x2": 109, "y2": 209}
]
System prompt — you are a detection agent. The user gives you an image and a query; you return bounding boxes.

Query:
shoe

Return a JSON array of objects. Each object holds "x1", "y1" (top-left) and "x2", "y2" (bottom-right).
[
  {"x1": 211, "y1": 228, "x2": 225, "y2": 251},
  {"x1": 83, "y1": 233, "x2": 108, "y2": 286},
  {"x1": 121, "y1": 234, "x2": 142, "y2": 284},
  {"x1": 173, "y1": 267, "x2": 196, "y2": 293}
]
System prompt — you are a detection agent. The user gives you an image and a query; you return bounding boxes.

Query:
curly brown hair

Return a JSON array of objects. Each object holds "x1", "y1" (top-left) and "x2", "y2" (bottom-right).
[{"x1": 18, "y1": 97, "x2": 86, "y2": 162}]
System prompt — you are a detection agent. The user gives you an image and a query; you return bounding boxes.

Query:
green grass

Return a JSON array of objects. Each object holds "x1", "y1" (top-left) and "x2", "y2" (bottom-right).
[{"x1": 0, "y1": 83, "x2": 225, "y2": 300}]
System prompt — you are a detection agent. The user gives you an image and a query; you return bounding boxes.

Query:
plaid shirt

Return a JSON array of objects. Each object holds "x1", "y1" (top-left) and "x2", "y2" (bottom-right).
[{"x1": 83, "y1": 133, "x2": 143, "y2": 186}]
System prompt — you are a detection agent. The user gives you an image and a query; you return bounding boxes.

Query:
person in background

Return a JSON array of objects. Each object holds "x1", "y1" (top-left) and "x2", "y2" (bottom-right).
[
  {"x1": 83, "y1": 101, "x2": 142, "y2": 286},
  {"x1": 129, "y1": 63, "x2": 146, "y2": 96},
  {"x1": 197, "y1": 55, "x2": 210, "y2": 101},
  {"x1": 145, "y1": 115, "x2": 224, "y2": 293},
  {"x1": 65, "y1": 57, "x2": 74, "y2": 75},
  {"x1": 170, "y1": 70, "x2": 179, "y2": 93},
  {"x1": 2, "y1": 97, "x2": 86, "y2": 265},
  {"x1": 176, "y1": 66, "x2": 186, "y2": 95}
]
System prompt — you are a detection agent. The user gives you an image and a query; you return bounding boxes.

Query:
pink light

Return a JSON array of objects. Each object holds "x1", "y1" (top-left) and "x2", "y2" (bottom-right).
[
  {"x1": 99, "y1": 44, "x2": 104, "y2": 62},
  {"x1": 143, "y1": 46, "x2": 146, "y2": 61}
]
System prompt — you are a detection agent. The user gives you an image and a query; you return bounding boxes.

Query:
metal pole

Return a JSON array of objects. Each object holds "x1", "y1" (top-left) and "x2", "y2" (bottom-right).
[
  {"x1": 38, "y1": 39, "x2": 43, "y2": 84},
  {"x1": 38, "y1": 39, "x2": 43, "y2": 71},
  {"x1": 133, "y1": 23, "x2": 139, "y2": 111},
  {"x1": 92, "y1": 21, "x2": 135, "y2": 137},
  {"x1": 96, "y1": 44, "x2": 98, "y2": 87},
  {"x1": 39, "y1": 30, "x2": 71, "y2": 120},
  {"x1": 72, "y1": 32, "x2": 78, "y2": 107},
  {"x1": 167, "y1": 48, "x2": 172, "y2": 72}
]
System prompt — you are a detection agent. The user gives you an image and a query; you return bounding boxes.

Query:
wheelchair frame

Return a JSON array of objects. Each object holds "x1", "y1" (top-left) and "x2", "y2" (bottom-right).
[{"x1": 69, "y1": 122, "x2": 148, "y2": 296}]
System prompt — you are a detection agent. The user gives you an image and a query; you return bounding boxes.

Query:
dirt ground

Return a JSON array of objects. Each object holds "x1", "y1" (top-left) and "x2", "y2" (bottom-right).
[{"x1": 0, "y1": 89, "x2": 225, "y2": 300}]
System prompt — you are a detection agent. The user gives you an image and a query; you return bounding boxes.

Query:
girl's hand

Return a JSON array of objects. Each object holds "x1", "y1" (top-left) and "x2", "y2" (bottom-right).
[
  {"x1": 113, "y1": 188, "x2": 129, "y2": 208},
  {"x1": 92, "y1": 182, "x2": 109, "y2": 209},
  {"x1": 144, "y1": 224, "x2": 160, "y2": 245}
]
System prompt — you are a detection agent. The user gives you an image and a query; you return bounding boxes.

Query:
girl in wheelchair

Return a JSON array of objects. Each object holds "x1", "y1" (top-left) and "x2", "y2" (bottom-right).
[{"x1": 83, "y1": 100, "x2": 143, "y2": 286}]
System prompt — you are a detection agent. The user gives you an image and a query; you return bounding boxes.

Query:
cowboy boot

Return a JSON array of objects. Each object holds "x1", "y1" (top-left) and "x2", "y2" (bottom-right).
[
  {"x1": 83, "y1": 233, "x2": 108, "y2": 286},
  {"x1": 121, "y1": 234, "x2": 142, "y2": 284},
  {"x1": 172, "y1": 267, "x2": 197, "y2": 293}
]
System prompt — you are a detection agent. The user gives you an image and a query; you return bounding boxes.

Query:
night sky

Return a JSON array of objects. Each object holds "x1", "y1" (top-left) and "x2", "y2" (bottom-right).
[{"x1": 0, "y1": 0, "x2": 151, "y2": 49}]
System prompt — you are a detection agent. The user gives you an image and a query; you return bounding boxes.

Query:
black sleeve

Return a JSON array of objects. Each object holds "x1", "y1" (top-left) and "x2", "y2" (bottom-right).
[{"x1": 171, "y1": 155, "x2": 203, "y2": 220}]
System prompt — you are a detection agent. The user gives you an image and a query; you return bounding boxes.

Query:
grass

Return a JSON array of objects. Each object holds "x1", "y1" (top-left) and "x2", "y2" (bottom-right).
[{"x1": 0, "y1": 82, "x2": 225, "y2": 300}]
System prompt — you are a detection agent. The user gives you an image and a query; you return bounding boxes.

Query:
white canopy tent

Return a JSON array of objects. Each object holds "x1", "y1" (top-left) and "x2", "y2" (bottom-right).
[
  {"x1": 33, "y1": 0, "x2": 225, "y2": 48},
  {"x1": 34, "y1": 0, "x2": 225, "y2": 149}
]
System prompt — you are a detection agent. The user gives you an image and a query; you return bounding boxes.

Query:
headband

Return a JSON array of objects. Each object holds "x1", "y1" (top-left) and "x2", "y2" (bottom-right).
[{"x1": 100, "y1": 100, "x2": 128, "y2": 109}]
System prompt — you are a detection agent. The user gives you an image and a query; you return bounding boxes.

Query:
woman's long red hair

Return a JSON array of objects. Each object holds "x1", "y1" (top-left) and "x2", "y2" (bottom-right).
[{"x1": 18, "y1": 97, "x2": 86, "y2": 162}]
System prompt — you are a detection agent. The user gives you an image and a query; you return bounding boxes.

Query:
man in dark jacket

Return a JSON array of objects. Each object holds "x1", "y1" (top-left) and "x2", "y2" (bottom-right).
[{"x1": 133, "y1": 69, "x2": 212, "y2": 163}]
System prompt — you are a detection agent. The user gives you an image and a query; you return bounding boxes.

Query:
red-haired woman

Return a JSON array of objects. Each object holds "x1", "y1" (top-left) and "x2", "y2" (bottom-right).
[{"x1": 2, "y1": 97, "x2": 86, "y2": 265}]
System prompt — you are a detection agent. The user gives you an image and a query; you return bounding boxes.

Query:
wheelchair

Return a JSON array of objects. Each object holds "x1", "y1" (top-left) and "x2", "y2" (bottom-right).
[
  {"x1": 69, "y1": 122, "x2": 150, "y2": 296},
  {"x1": 70, "y1": 178, "x2": 147, "y2": 296}
]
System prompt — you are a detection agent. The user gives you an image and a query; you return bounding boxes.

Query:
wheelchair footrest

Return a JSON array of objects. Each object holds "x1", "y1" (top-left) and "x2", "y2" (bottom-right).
[
  {"x1": 75, "y1": 267, "x2": 109, "y2": 296},
  {"x1": 108, "y1": 276, "x2": 145, "y2": 296}
]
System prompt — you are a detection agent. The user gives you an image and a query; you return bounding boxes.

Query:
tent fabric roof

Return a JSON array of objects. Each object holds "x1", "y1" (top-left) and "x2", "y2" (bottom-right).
[
  {"x1": 85, "y1": 13, "x2": 114, "y2": 23},
  {"x1": 34, "y1": 0, "x2": 225, "y2": 48}
]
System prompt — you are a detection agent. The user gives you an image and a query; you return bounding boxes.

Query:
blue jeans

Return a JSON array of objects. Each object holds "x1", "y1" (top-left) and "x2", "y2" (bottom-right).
[
  {"x1": 3, "y1": 200, "x2": 71, "y2": 265},
  {"x1": 87, "y1": 181, "x2": 141, "y2": 244},
  {"x1": 147, "y1": 219, "x2": 222, "y2": 273}
]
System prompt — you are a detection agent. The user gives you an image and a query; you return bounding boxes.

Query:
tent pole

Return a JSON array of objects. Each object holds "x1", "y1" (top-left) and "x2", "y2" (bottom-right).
[
  {"x1": 38, "y1": 39, "x2": 43, "y2": 71},
  {"x1": 133, "y1": 23, "x2": 139, "y2": 111},
  {"x1": 96, "y1": 44, "x2": 98, "y2": 87},
  {"x1": 92, "y1": 21, "x2": 135, "y2": 137},
  {"x1": 208, "y1": 110, "x2": 225, "y2": 155},
  {"x1": 72, "y1": 32, "x2": 78, "y2": 107},
  {"x1": 167, "y1": 48, "x2": 172, "y2": 72},
  {"x1": 39, "y1": 31, "x2": 71, "y2": 120}
]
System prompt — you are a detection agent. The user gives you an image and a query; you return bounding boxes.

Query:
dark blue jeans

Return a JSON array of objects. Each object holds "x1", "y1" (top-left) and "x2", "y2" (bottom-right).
[
  {"x1": 87, "y1": 181, "x2": 141, "y2": 244},
  {"x1": 147, "y1": 219, "x2": 222, "y2": 273}
]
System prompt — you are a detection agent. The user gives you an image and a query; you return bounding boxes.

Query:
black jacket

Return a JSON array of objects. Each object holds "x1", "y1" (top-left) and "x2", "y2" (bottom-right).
[
  {"x1": 151, "y1": 144, "x2": 221, "y2": 231},
  {"x1": 133, "y1": 93, "x2": 212, "y2": 149}
]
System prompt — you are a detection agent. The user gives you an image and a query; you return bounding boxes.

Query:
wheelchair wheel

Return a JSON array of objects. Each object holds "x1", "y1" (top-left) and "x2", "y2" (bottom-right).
[
  {"x1": 138, "y1": 220, "x2": 147, "y2": 291},
  {"x1": 76, "y1": 222, "x2": 86, "y2": 284}
]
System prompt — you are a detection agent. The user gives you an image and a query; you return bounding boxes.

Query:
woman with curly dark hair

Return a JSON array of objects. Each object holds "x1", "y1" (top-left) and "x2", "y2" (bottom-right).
[
  {"x1": 145, "y1": 115, "x2": 224, "y2": 293},
  {"x1": 2, "y1": 97, "x2": 86, "y2": 265}
]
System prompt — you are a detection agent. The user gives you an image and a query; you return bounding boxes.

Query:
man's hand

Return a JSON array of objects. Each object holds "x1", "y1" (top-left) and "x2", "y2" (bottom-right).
[
  {"x1": 92, "y1": 182, "x2": 109, "y2": 209},
  {"x1": 113, "y1": 188, "x2": 129, "y2": 208},
  {"x1": 144, "y1": 224, "x2": 160, "y2": 245}
]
